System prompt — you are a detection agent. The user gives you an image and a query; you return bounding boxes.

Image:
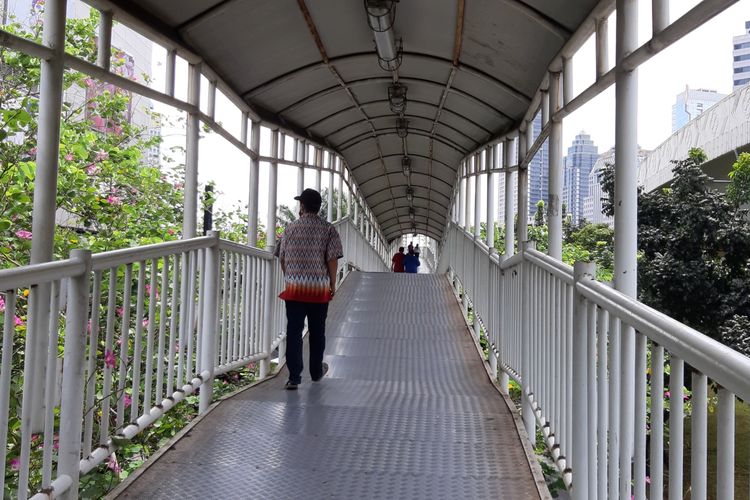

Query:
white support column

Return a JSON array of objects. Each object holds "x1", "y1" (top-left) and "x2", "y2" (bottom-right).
[
  {"x1": 459, "y1": 163, "x2": 466, "y2": 229},
  {"x1": 615, "y1": 0, "x2": 638, "y2": 497},
  {"x1": 199, "y1": 232, "x2": 220, "y2": 413},
  {"x1": 247, "y1": 121, "x2": 260, "y2": 246},
  {"x1": 315, "y1": 147, "x2": 322, "y2": 192},
  {"x1": 347, "y1": 177, "x2": 353, "y2": 220},
  {"x1": 298, "y1": 140, "x2": 306, "y2": 212},
  {"x1": 96, "y1": 9, "x2": 112, "y2": 71},
  {"x1": 504, "y1": 138, "x2": 516, "y2": 257},
  {"x1": 353, "y1": 191, "x2": 359, "y2": 228},
  {"x1": 26, "y1": 0, "x2": 68, "y2": 434},
  {"x1": 327, "y1": 153, "x2": 334, "y2": 222},
  {"x1": 541, "y1": 89, "x2": 550, "y2": 126},
  {"x1": 337, "y1": 158, "x2": 344, "y2": 220},
  {"x1": 183, "y1": 62, "x2": 201, "y2": 239},
  {"x1": 473, "y1": 153, "x2": 482, "y2": 240},
  {"x1": 266, "y1": 129, "x2": 279, "y2": 250},
  {"x1": 563, "y1": 57, "x2": 574, "y2": 106},
  {"x1": 518, "y1": 124, "x2": 529, "y2": 243},
  {"x1": 165, "y1": 49, "x2": 176, "y2": 97},
  {"x1": 596, "y1": 18, "x2": 609, "y2": 80},
  {"x1": 207, "y1": 80, "x2": 217, "y2": 121},
  {"x1": 548, "y1": 72, "x2": 563, "y2": 260},
  {"x1": 652, "y1": 0, "x2": 669, "y2": 35},
  {"x1": 486, "y1": 145, "x2": 496, "y2": 249},
  {"x1": 463, "y1": 162, "x2": 472, "y2": 231}
]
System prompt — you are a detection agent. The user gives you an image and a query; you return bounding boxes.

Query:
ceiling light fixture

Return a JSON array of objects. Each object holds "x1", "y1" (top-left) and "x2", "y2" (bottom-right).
[
  {"x1": 405, "y1": 186, "x2": 414, "y2": 203},
  {"x1": 365, "y1": 0, "x2": 402, "y2": 71},
  {"x1": 401, "y1": 156, "x2": 411, "y2": 177},
  {"x1": 396, "y1": 116, "x2": 409, "y2": 138},
  {"x1": 409, "y1": 208, "x2": 415, "y2": 221},
  {"x1": 389, "y1": 84, "x2": 408, "y2": 115}
]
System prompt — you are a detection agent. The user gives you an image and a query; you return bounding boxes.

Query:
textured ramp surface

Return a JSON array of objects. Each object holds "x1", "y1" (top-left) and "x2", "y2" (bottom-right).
[{"x1": 118, "y1": 272, "x2": 541, "y2": 500}]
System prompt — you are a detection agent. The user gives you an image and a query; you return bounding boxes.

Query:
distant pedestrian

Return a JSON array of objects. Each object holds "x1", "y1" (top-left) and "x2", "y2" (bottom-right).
[
  {"x1": 404, "y1": 247, "x2": 420, "y2": 273},
  {"x1": 278, "y1": 188, "x2": 343, "y2": 390},
  {"x1": 391, "y1": 246, "x2": 405, "y2": 272},
  {"x1": 413, "y1": 244, "x2": 420, "y2": 258}
]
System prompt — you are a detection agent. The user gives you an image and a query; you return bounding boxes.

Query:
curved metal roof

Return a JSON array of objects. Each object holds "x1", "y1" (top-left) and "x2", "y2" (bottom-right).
[{"x1": 110, "y1": 0, "x2": 600, "y2": 242}]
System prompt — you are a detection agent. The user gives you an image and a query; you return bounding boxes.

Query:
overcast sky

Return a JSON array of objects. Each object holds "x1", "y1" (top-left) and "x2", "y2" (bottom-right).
[{"x1": 151, "y1": 0, "x2": 750, "y2": 230}]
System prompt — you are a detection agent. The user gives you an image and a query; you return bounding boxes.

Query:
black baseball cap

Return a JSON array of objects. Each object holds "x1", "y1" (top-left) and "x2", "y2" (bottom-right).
[{"x1": 294, "y1": 188, "x2": 322, "y2": 211}]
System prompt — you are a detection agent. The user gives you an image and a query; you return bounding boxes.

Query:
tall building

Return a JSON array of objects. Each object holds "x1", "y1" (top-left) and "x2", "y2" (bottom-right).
[
  {"x1": 583, "y1": 147, "x2": 650, "y2": 227},
  {"x1": 527, "y1": 115, "x2": 549, "y2": 223},
  {"x1": 671, "y1": 87, "x2": 726, "y2": 132},
  {"x1": 733, "y1": 20, "x2": 750, "y2": 91},
  {"x1": 562, "y1": 132, "x2": 598, "y2": 226}
]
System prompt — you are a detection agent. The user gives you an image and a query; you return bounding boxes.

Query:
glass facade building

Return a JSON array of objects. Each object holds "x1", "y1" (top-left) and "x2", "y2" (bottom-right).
[{"x1": 562, "y1": 132, "x2": 598, "y2": 225}]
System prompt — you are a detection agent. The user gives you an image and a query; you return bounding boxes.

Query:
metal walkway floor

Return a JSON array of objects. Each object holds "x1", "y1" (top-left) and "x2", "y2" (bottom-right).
[{"x1": 117, "y1": 272, "x2": 544, "y2": 499}]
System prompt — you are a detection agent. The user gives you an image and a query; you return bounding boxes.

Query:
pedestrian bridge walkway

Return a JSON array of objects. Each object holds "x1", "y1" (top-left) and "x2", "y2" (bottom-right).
[{"x1": 115, "y1": 272, "x2": 544, "y2": 499}]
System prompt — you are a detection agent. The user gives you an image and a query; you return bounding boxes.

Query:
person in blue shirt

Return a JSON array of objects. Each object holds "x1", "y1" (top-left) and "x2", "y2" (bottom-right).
[{"x1": 403, "y1": 248, "x2": 420, "y2": 273}]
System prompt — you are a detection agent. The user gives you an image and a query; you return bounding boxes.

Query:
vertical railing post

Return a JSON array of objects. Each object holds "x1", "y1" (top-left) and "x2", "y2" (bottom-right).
[
  {"x1": 337, "y1": 158, "x2": 344, "y2": 221},
  {"x1": 548, "y1": 71, "x2": 563, "y2": 260},
  {"x1": 266, "y1": 129, "x2": 279, "y2": 250},
  {"x1": 58, "y1": 249, "x2": 92, "y2": 500},
  {"x1": 615, "y1": 1, "x2": 638, "y2": 497},
  {"x1": 315, "y1": 147, "x2": 322, "y2": 192},
  {"x1": 183, "y1": 62, "x2": 201, "y2": 239},
  {"x1": 260, "y1": 259, "x2": 276, "y2": 379},
  {"x1": 247, "y1": 121, "x2": 260, "y2": 247},
  {"x1": 504, "y1": 137, "x2": 515, "y2": 257},
  {"x1": 473, "y1": 154, "x2": 481, "y2": 240},
  {"x1": 327, "y1": 153, "x2": 335, "y2": 222},
  {"x1": 199, "y1": 232, "x2": 220, "y2": 414},
  {"x1": 517, "y1": 122, "x2": 529, "y2": 244},
  {"x1": 521, "y1": 241, "x2": 536, "y2": 441},
  {"x1": 486, "y1": 145, "x2": 496, "y2": 249},
  {"x1": 571, "y1": 261, "x2": 595, "y2": 500}
]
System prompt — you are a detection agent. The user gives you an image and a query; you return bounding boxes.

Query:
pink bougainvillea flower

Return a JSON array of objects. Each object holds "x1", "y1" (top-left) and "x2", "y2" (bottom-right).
[
  {"x1": 85, "y1": 164, "x2": 99, "y2": 175},
  {"x1": 53, "y1": 440, "x2": 59, "y2": 451},
  {"x1": 123, "y1": 394, "x2": 132, "y2": 408},
  {"x1": 15, "y1": 230, "x2": 32, "y2": 240},
  {"x1": 113, "y1": 125, "x2": 123, "y2": 136},
  {"x1": 0, "y1": 294, "x2": 5, "y2": 312},
  {"x1": 174, "y1": 341, "x2": 180, "y2": 353},
  {"x1": 173, "y1": 182, "x2": 183, "y2": 190},
  {"x1": 664, "y1": 390, "x2": 671, "y2": 398},
  {"x1": 106, "y1": 455, "x2": 122, "y2": 474},
  {"x1": 116, "y1": 306, "x2": 124, "y2": 317},
  {"x1": 106, "y1": 195, "x2": 122, "y2": 206},
  {"x1": 28, "y1": 147, "x2": 37, "y2": 157},
  {"x1": 95, "y1": 150, "x2": 109, "y2": 162},
  {"x1": 141, "y1": 318, "x2": 149, "y2": 328},
  {"x1": 9, "y1": 457, "x2": 20, "y2": 471},
  {"x1": 167, "y1": 228, "x2": 176, "y2": 236},
  {"x1": 14, "y1": 316, "x2": 24, "y2": 327},
  {"x1": 64, "y1": 152, "x2": 74, "y2": 161},
  {"x1": 84, "y1": 78, "x2": 95, "y2": 88},
  {"x1": 104, "y1": 350, "x2": 116, "y2": 369},
  {"x1": 87, "y1": 319, "x2": 92, "y2": 334}
]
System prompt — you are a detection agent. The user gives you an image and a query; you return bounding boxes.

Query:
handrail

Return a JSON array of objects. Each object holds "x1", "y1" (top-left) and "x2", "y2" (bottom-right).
[
  {"x1": 218, "y1": 239, "x2": 274, "y2": 259},
  {"x1": 0, "y1": 258, "x2": 85, "y2": 290},
  {"x1": 579, "y1": 278, "x2": 750, "y2": 401},
  {"x1": 440, "y1": 222, "x2": 750, "y2": 500},
  {"x1": 91, "y1": 236, "x2": 216, "y2": 270}
]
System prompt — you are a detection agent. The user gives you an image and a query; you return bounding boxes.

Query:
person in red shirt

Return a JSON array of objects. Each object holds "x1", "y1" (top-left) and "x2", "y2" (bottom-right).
[{"x1": 391, "y1": 246, "x2": 405, "y2": 272}]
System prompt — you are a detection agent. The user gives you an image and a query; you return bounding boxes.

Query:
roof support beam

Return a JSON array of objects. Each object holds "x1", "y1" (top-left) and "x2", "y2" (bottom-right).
[{"x1": 296, "y1": 0, "x2": 398, "y2": 217}]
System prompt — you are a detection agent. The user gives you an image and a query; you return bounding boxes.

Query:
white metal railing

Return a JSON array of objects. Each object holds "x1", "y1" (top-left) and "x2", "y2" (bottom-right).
[
  {"x1": 334, "y1": 217, "x2": 389, "y2": 276},
  {"x1": 439, "y1": 222, "x2": 750, "y2": 500},
  {"x1": 0, "y1": 219, "x2": 382, "y2": 499}
]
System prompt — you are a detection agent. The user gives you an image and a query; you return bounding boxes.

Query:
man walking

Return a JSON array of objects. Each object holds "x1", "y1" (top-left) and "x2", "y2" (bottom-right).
[{"x1": 278, "y1": 188, "x2": 343, "y2": 390}]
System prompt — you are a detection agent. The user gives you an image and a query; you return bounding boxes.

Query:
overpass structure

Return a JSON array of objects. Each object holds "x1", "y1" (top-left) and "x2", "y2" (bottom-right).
[
  {"x1": 639, "y1": 83, "x2": 750, "y2": 192},
  {"x1": 1, "y1": 1, "x2": 750, "y2": 499}
]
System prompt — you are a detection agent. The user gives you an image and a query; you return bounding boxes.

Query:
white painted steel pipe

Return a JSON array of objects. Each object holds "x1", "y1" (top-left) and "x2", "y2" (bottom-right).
[
  {"x1": 547, "y1": 72, "x2": 562, "y2": 260},
  {"x1": 486, "y1": 146, "x2": 496, "y2": 249},
  {"x1": 716, "y1": 388, "x2": 735, "y2": 500},
  {"x1": 517, "y1": 128, "x2": 528, "y2": 243},
  {"x1": 691, "y1": 372, "x2": 708, "y2": 500},
  {"x1": 595, "y1": 17, "x2": 609, "y2": 79},
  {"x1": 199, "y1": 232, "x2": 220, "y2": 413},
  {"x1": 474, "y1": 155, "x2": 482, "y2": 240},
  {"x1": 96, "y1": 9, "x2": 113, "y2": 71},
  {"x1": 267, "y1": 130, "x2": 279, "y2": 250},
  {"x1": 245, "y1": 122, "x2": 261, "y2": 246},
  {"x1": 668, "y1": 356, "x2": 684, "y2": 500},
  {"x1": 183, "y1": 62, "x2": 201, "y2": 239},
  {"x1": 57, "y1": 250, "x2": 91, "y2": 500},
  {"x1": 504, "y1": 138, "x2": 515, "y2": 257}
]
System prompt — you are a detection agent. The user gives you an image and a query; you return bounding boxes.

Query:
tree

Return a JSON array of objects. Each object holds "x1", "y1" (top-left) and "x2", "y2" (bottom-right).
[
  {"x1": 533, "y1": 200, "x2": 545, "y2": 226},
  {"x1": 726, "y1": 152, "x2": 750, "y2": 206},
  {"x1": 0, "y1": 8, "x2": 183, "y2": 267},
  {"x1": 601, "y1": 149, "x2": 750, "y2": 346}
]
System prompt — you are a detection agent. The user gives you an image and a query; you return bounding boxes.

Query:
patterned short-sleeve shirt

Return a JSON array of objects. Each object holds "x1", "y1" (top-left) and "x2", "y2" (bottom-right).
[{"x1": 278, "y1": 213, "x2": 344, "y2": 303}]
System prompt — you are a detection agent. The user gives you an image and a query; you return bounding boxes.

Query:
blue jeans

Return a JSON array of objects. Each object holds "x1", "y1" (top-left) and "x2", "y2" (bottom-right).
[{"x1": 284, "y1": 301, "x2": 329, "y2": 384}]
